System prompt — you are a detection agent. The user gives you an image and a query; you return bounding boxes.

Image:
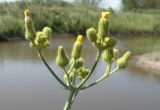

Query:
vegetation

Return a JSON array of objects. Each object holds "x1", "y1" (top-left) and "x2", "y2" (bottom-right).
[{"x1": 110, "y1": 11, "x2": 160, "y2": 35}]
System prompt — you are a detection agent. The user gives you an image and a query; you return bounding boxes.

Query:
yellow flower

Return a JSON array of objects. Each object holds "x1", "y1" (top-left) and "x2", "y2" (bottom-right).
[
  {"x1": 102, "y1": 11, "x2": 110, "y2": 18},
  {"x1": 77, "y1": 35, "x2": 83, "y2": 43},
  {"x1": 24, "y1": 9, "x2": 31, "y2": 17}
]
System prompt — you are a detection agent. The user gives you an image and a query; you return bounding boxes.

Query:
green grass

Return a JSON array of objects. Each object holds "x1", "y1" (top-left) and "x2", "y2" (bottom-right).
[{"x1": 110, "y1": 11, "x2": 160, "y2": 35}]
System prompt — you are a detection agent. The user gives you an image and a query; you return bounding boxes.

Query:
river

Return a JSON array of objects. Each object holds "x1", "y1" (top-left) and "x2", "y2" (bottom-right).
[{"x1": 0, "y1": 36, "x2": 160, "y2": 110}]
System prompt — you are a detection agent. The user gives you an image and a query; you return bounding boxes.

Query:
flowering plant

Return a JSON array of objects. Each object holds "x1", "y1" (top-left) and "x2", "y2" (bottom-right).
[{"x1": 24, "y1": 9, "x2": 131, "y2": 110}]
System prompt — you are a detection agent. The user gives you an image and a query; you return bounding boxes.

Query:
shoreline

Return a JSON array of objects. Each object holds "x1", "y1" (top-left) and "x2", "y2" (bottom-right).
[
  {"x1": 132, "y1": 52, "x2": 160, "y2": 75},
  {"x1": 1, "y1": 32, "x2": 160, "y2": 42}
]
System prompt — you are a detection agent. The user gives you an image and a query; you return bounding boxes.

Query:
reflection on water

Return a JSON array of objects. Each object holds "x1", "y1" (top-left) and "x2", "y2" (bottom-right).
[{"x1": 0, "y1": 36, "x2": 160, "y2": 110}]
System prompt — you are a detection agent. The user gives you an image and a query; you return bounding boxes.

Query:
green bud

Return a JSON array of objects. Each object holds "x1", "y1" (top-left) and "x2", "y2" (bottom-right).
[
  {"x1": 98, "y1": 18, "x2": 109, "y2": 40},
  {"x1": 56, "y1": 46, "x2": 69, "y2": 67},
  {"x1": 104, "y1": 37, "x2": 110, "y2": 44},
  {"x1": 86, "y1": 28, "x2": 97, "y2": 42},
  {"x1": 71, "y1": 41, "x2": 83, "y2": 60},
  {"x1": 109, "y1": 38, "x2": 117, "y2": 48},
  {"x1": 77, "y1": 67, "x2": 90, "y2": 80},
  {"x1": 43, "y1": 27, "x2": 52, "y2": 40},
  {"x1": 25, "y1": 17, "x2": 36, "y2": 41},
  {"x1": 94, "y1": 37, "x2": 102, "y2": 49},
  {"x1": 104, "y1": 37, "x2": 117, "y2": 48},
  {"x1": 102, "y1": 48, "x2": 114, "y2": 62},
  {"x1": 74, "y1": 57, "x2": 84, "y2": 69},
  {"x1": 117, "y1": 51, "x2": 131, "y2": 69},
  {"x1": 36, "y1": 32, "x2": 47, "y2": 43},
  {"x1": 34, "y1": 31, "x2": 51, "y2": 50}
]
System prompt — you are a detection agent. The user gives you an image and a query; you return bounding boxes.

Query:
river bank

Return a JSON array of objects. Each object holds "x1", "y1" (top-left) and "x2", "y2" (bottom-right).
[{"x1": 132, "y1": 52, "x2": 160, "y2": 75}]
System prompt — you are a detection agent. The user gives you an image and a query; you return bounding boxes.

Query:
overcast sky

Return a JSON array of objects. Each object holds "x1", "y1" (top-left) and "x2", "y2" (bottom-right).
[{"x1": 0, "y1": 0, "x2": 121, "y2": 9}]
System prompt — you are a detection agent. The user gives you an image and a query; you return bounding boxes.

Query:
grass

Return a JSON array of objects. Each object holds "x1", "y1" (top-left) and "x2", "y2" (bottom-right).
[
  {"x1": 110, "y1": 11, "x2": 160, "y2": 35},
  {"x1": 0, "y1": 0, "x2": 160, "y2": 41}
]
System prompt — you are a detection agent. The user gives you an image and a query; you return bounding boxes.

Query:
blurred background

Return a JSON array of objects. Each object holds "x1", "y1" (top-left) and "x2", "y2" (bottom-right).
[
  {"x1": 0, "y1": 0, "x2": 160, "y2": 110},
  {"x1": 0, "y1": 0, "x2": 159, "y2": 40}
]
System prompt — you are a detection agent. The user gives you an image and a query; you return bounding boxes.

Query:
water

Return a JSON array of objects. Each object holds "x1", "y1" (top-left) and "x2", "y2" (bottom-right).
[{"x1": 0, "y1": 36, "x2": 160, "y2": 110}]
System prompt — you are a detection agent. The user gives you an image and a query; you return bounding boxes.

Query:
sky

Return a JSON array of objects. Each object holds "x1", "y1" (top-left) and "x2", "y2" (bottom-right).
[
  {"x1": 0, "y1": 0, "x2": 122, "y2": 9},
  {"x1": 64, "y1": 0, "x2": 122, "y2": 9},
  {"x1": 100, "y1": 0, "x2": 121, "y2": 9}
]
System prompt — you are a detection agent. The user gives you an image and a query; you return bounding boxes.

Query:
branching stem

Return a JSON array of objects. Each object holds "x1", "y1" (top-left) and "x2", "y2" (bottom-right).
[{"x1": 32, "y1": 41, "x2": 68, "y2": 89}]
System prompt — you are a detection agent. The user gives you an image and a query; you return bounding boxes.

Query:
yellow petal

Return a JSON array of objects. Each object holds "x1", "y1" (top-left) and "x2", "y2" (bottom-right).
[
  {"x1": 24, "y1": 9, "x2": 31, "y2": 17},
  {"x1": 102, "y1": 11, "x2": 110, "y2": 18},
  {"x1": 77, "y1": 35, "x2": 83, "y2": 43}
]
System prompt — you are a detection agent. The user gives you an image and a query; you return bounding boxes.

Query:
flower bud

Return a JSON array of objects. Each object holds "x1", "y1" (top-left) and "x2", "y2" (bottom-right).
[
  {"x1": 86, "y1": 28, "x2": 97, "y2": 42},
  {"x1": 98, "y1": 12, "x2": 110, "y2": 40},
  {"x1": 104, "y1": 37, "x2": 110, "y2": 44},
  {"x1": 102, "y1": 11, "x2": 110, "y2": 19},
  {"x1": 56, "y1": 46, "x2": 69, "y2": 67},
  {"x1": 77, "y1": 67, "x2": 90, "y2": 80},
  {"x1": 34, "y1": 31, "x2": 51, "y2": 50},
  {"x1": 24, "y1": 9, "x2": 31, "y2": 17},
  {"x1": 74, "y1": 58, "x2": 84, "y2": 69},
  {"x1": 77, "y1": 35, "x2": 83, "y2": 43},
  {"x1": 43, "y1": 27, "x2": 52, "y2": 40},
  {"x1": 36, "y1": 32, "x2": 47, "y2": 43},
  {"x1": 117, "y1": 51, "x2": 131, "y2": 69},
  {"x1": 109, "y1": 38, "x2": 117, "y2": 48},
  {"x1": 71, "y1": 35, "x2": 83, "y2": 60},
  {"x1": 102, "y1": 37, "x2": 110, "y2": 49},
  {"x1": 102, "y1": 48, "x2": 114, "y2": 62},
  {"x1": 24, "y1": 10, "x2": 36, "y2": 41},
  {"x1": 94, "y1": 37, "x2": 103, "y2": 49}
]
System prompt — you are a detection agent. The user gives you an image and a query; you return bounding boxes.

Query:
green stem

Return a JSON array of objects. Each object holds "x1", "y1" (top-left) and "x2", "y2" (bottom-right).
[
  {"x1": 68, "y1": 59, "x2": 75, "y2": 74},
  {"x1": 68, "y1": 59, "x2": 76, "y2": 86},
  {"x1": 72, "y1": 69, "x2": 76, "y2": 86},
  {"x1": 32, "y1": 41, "x2": 68, "y2": 89},
  {"x1": 77, "y1": 50, "x2": 101, "y2": 89},
  {"x1": 71, "y1": 90, "x2": 79, "y2": 104},
  {"x1": 81, "y1": 67, "x2": 119, "y2": 90},
  {"x1": 63, "y1": 90, "x2": 75, "y2": 110},
  {"x1": 63, "y1": 67, "x2": 73, "y2": 88}
]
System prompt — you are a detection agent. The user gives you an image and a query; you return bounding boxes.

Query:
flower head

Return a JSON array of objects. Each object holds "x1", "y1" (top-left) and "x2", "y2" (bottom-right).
[
  {"x1": 102, "y1": 11, "x2": 110, "y2": 18},
  {"x1": 24, "y1": 9, "x2": 31, "y2": 17},
  {"x1": 77, "y1": 35, "x2": 83, "y2": 43}
]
